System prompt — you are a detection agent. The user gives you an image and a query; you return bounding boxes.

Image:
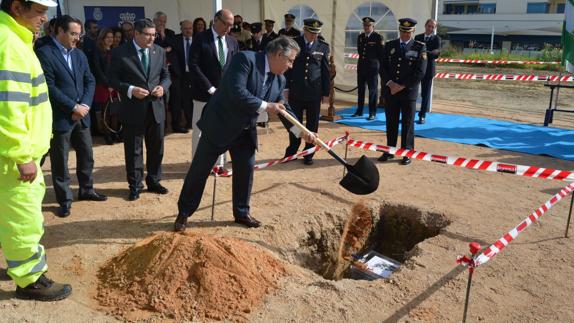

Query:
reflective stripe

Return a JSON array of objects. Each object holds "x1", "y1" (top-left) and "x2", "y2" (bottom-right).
[
  {"x1": 0, "y1": 91, "x2": 48, "y2": 105},
  {"x1": 6, "y1": 246, "x2": 42, "y2": 268},
  {"x1": 29, "y1": 92, "x2": 48, "y2": 105},
  {"x1": 29, "y1": 254, "x2": 48, "y2": 273},
  {"x1": 0, "y1": 70, "x2": 44, "y2": 86}
]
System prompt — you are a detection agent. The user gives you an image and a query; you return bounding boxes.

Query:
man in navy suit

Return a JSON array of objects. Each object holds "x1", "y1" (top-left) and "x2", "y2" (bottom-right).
[
  {"x1": 168, "y1": 19, "x2": 194, "y2": 133},
  {"x1": 189, "y1": 9, "x2": 240, "y2": 166},
  {"x1": 175, "y1": 36, "x2": 314, "y2": 231},
  {"x1": 108, "y1": 19, "x2": 171, "y2": 201},
  {"x1": 36, "y1": 15, "x2": 107, "y2": 218}
]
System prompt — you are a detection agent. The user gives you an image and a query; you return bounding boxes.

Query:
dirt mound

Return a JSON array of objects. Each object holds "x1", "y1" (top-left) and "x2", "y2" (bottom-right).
[{"x1": 96, "y1": 232, "x2": 286, "y2": 322}]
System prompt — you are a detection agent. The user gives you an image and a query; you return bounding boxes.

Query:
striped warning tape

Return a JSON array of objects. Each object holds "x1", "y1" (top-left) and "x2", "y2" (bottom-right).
[
  {"x1": 344, "y1": 53, "x2": 560, "y2": 65},
  {"x1": 212, "y1": 134, "x2": 348, "y2": 177},
  {"x1": 345, "y1": 138, "x2": 574, "y2": 182},
  {"x1": 463, "y1": 182, "x2": 574, "y2": 268},
  {"x1": 434, "y1": 72, "x2": 574, "y2": 82}
]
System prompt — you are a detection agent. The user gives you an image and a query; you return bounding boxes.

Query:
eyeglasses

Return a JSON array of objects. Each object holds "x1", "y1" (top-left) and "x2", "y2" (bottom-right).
[
  {"x1": 282, "y1": 54, "x2": 296, "y2": 65},
  {"x1": 68, "y1": 31, "x2": 83, "y2": 38},
  {"x1": 138, "y1": 32, "x2": 156, "y2": 38}
]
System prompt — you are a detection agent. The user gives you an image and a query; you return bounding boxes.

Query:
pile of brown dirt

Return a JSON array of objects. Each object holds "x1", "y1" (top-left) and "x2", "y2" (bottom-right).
[{"x1": 96, "y1": 232, "x2": 286, "y2": 322}]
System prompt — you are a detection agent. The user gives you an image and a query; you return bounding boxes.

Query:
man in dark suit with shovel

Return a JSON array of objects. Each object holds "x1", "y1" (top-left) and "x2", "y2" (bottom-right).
[{"x1": 174, "y1": 36, "x2": 315, "y2": 232}]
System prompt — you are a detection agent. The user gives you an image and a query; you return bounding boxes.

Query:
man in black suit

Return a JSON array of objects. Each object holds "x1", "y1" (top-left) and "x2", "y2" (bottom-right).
[
  {"x1": 153, "y1": 11, "x2": 176, "y2": 53},
  {"x1": 189, "y1": 9, "x2": 240, "y2": 166},
  {"x1": 414, "y1": 19, "x2": 441, "y2": 124},
  {"x1": 261, "y1": 19, "x2": 278, "y2": 49},
  {"x1": 175, "y1": 36, "x2": 314, "y2": 232},
  {"x1": 352, "y1": 17, "x2": 384, "y2": 120},
  {"x1": 283, "y1": 18, "x2": 330, "y2": 166},
  {"x1": 120, "y1": 21, "x2": 134, "y2": 44},
  {"x1": 36, "y1": 15, "x2": 107, "y2": 218},
  {"x1": 278, "y1": 13, "x2": 301, "y2": 39},
  {"x1": 168, "y1": 19, "x2": 194, "y2": 133},
  {"x1": 378, "y1": 18, "x2": 427, "y2": 166},
  {"x1": 108, "y1": 18, "x2": 171, "y2": 201}
]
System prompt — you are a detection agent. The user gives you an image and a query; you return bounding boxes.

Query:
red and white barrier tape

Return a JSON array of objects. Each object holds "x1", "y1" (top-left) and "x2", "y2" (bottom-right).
[
  {"x1": 344, "y1": 53, "x2": 560, "y2": 65},
  {"x1": 472, "y1": 182, "x2": 574, "y2": 267},
  {"x1": 434, "y1": 73, "x2": 574, "y2": 82},
  {"x1": 435, "y1": 58, "x2": 560, "y2": 65},
  {"x1": 212, "y1": 134, "x2": 348, "y2": 177},
  {"x1": 346, "y1": 138, "x2": 574, "y2": 182}
]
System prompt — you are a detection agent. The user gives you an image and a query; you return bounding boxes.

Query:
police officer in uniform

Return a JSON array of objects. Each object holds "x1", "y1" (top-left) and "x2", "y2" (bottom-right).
[
  {"x1": 352, "y1": 17, "x2": 384, "y2": 120},
  {"x1": 414, "y1": 19, "x2": 441, "y2": 124},
  {"x1": 261, "y1": 19, "x2": 278, "y2": 49},
  {"x1": 278, "y1": 13, "x2": 301, "y2": 39},
  {"x1": 378, "y1": 18, "x2": 427, "y2": 165},
  {"x1": 249, "y1": 22, "x2": 265, "y2": 52},
  {"x1": 283, "y1": 18, "x2": 330, "y2": 165}
]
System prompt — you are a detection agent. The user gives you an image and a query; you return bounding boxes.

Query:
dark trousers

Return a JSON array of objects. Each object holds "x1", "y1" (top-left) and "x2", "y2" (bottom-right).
[
  {"x1": 178, "y1": 129, "x2": 255, "y2": 218},
  {"x1": 284, "y1": 98, "x2": 321, "y2": 160},
  {"x1": 419, "y1": 75, "x2": 433, "y2": 118},
  {"x1": 385, "y1": 93, "x2": 416, "y2": 150},
  {"x1": 123, "y1": 106, "x2": 165, "y2": 191},
  {"x1": 356, "y1": 69, "x2": 379, "y2": 116},
  {"x1": 169, "y1": 72, "x2": 194, "y2": 129},
  {"x1": 50, "y1": 122, "x2": 94, "y2": 205}
]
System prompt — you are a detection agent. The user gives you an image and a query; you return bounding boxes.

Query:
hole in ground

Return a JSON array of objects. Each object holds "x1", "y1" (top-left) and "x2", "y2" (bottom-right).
[{"x1": 295, "y1": 202, "x2": 451, "y2": 280}]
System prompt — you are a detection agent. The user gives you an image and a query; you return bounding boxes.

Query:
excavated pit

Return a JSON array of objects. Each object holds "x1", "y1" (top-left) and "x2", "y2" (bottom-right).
[{"x1": 297, "y1": 202, "x2": 451, "y2": 280}]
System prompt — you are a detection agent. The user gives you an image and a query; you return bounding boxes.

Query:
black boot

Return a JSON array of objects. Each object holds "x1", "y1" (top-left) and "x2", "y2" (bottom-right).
[{"x1": 15, "y1": 274, "x2": 72, "y2": 301}]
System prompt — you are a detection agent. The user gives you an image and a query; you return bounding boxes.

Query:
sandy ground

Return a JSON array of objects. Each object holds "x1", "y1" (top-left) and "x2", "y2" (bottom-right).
[{"x1": 1, "y1": 66, "x2": 574, "y2": 322}]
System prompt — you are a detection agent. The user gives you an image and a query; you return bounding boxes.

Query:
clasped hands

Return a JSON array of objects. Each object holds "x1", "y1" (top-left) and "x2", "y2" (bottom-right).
[
  {"x1": 132, "y1": 86, "x2": 164, "y2": 100},
  {"x1": 387, "y1": 81, "x2": 405, "y2": 95}
]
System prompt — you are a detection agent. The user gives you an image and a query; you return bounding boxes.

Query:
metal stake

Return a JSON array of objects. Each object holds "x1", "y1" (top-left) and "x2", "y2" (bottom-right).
[
  {"x1": 343, "y1": 140, "x2": 349, "y2": 178},
  {"x1": 565, "y1": 194, "x2": 574, "y2": 238},
  {"x1": 462, "y1": 242, "x2": 481, "y2": 323},
  {"x1": 211, "y1": 173, "x2": 217, "y2": 222}
]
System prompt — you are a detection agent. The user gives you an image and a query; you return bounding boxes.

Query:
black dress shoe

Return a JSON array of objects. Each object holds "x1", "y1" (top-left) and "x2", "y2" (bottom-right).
[
  {"x1": 56, "y1": 203, "x2": 71, "y2": 218},
  {"x1": 15, "y1": 274, "x2": 72, "y2": 302},
  {"x1": 234, "y1": 214, "x2": 261, "y2": 228},
  {"x1": 401, "y1": 157, "x2": 412, "y2": 165},
  {"x1": 172, "y1": 126, "x2": 189, "y2": 134},
  {"x1": 147, "y1": 183, "x2": 169, "y2": 194},
  {"x1": 78, "y1": 191, "x2": 108, "y2": 201},
  {"x1": 174, "y1": 214, "x2": 188, "y2": 232},
  {"x1": 378, "y1": 153, "x2": 394, "y2": 162},
  {"x1": 418, "y1": 116, "x2": 426, "y2": 124},
  {"x1": 367, "y1": 115, "x2": 376, "y2": 121},
  {"x1": 128, "y1": 189, "x2": 140, "y2": 201},
  {"x1": 303, "y1": 158, "x2": 314, "y2": 166}
]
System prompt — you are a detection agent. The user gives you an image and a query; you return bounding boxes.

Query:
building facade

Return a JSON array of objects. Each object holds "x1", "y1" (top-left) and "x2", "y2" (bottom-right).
[{"x1": 438, "y1": 0, "x2": 565, "y2": 49}]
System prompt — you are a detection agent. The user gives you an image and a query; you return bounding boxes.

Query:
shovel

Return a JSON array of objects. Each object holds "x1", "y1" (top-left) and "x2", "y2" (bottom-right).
[{"x1": 279, "y1": 109, "x2": 379, "y2": 195}]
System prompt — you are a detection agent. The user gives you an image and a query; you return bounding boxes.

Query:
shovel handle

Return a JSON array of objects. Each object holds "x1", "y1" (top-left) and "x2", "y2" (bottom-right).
[{"x1": 279, "y1": 109, "x2": 330, "y2": 151}]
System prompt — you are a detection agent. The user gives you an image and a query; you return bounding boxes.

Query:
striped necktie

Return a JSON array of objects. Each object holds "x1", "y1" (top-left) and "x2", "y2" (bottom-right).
[{"x1": 217, "y1": 36, "x2": 225, "y2": 68}]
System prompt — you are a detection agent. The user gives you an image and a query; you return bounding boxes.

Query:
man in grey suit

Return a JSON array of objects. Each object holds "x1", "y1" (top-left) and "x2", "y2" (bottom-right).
[
  {"x1": 175, "y1": 36, "x2": 314, "y2": 231},
  {"x1": 108, "y1": 19, "x2": 171, "y2": 201}
]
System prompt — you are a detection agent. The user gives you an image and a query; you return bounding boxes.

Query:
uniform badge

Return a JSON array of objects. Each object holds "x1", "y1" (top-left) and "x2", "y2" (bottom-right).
[{"x1": 390, "y1": 48, "x2": 395, "y2": 55}]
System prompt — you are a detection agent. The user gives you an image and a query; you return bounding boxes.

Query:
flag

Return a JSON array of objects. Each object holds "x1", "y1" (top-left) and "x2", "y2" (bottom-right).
[{"x1": 563, "y1": 0, "x2": 574, "y2": 73}]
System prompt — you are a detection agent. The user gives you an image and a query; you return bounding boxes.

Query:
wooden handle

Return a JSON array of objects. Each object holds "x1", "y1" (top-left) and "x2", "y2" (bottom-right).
[{"x1": 279, "y1": 109, "x2": 330, "y2": 150}]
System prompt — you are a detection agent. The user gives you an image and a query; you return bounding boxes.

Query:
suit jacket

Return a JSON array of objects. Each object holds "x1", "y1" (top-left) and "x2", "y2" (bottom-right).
[
  {"x1": 189, "y1": 28, "x2": 240, "y2": 102},
  {"x1": 381, "y1": 39, "x2": 427, "y2": 100},
  {"x1": 36, "y1": 38, "x2": 95, "y2": 133},
  {"x1": 414, "y1": 33, "x2": 441, "y2": 78},
  {"x1": 198, "y1": 51, "x2": 288, "y2": 148},
  {"x1": 107, "y1": 42, "x2": 171, "y2": 126},
  {"x1": 285, "y1": 36, "x2": 330, "y2": 101},
  {"x1": 168, "y1": 33, "x2": 192, "y2": 79}
]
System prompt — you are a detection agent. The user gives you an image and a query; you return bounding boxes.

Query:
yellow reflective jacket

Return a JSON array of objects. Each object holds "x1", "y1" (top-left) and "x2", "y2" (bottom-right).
[{"x1": 0, "y1": 10, "x2": 51, "y2": 164}]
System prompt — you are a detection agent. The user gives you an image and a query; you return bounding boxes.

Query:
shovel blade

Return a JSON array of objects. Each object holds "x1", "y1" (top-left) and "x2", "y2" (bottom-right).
[{"x1": 339, "y1": 155, "x2": 380, "y2": 195}]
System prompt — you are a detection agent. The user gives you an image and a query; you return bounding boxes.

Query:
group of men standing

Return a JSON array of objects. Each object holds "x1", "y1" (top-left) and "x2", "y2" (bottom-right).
[{"x1": 353, "y1": 17, "x2": 441, "y2": 165}]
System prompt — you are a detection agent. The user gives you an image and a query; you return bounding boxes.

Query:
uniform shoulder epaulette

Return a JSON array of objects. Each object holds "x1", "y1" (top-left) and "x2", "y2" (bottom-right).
[{"x1": 318, "y1": 39, "x2": 329, "y2": 46}]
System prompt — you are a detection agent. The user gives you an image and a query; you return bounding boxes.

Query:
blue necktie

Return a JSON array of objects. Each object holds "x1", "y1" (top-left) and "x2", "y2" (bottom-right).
[
  {"x1": 262, "y1": 72, "x2": 274, "y2": 98},
  {"x1": 400, "y1": 42, "x2": 406, "y2": 52}
]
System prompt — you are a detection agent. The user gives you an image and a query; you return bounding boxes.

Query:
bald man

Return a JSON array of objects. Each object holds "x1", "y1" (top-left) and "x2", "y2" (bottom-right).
[{"x1": 168, "y1": 19, "x2": 194, "y2": 133}]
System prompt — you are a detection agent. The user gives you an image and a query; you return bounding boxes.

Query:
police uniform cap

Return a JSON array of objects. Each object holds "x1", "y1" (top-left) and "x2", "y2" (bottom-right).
[
  {"x1": 398, "y1": 18, "x2": 417, "y2": 33},
  {"x1": 303, "y1": 18, "x2": 323, "y2": 34},
  {"x1": 264, "y1": 19, "x2": 275, "y2": 25},
  {"x1": 250, "y1": 22, "x2": 262, "y2": 33},
  {"x1": 362, "y1": 17, "x2": 375, "y2": 25},
  {"x1": 284, "y1": 13, "x2": 296, "y2": 20},
  {"x1": 230, "y1": 24, "x2": 241, "y2": 33}
]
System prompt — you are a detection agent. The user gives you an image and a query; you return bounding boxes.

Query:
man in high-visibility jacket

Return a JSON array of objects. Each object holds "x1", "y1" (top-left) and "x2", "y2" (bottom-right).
[{"x1": 0, "y1": 0, "x2": 71, "y2": 301}]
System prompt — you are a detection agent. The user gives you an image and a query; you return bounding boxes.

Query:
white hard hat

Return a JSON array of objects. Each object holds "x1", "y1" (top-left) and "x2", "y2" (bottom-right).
[{"x1": 27, "y1": 0, "x2": 59, "y2": 7}]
